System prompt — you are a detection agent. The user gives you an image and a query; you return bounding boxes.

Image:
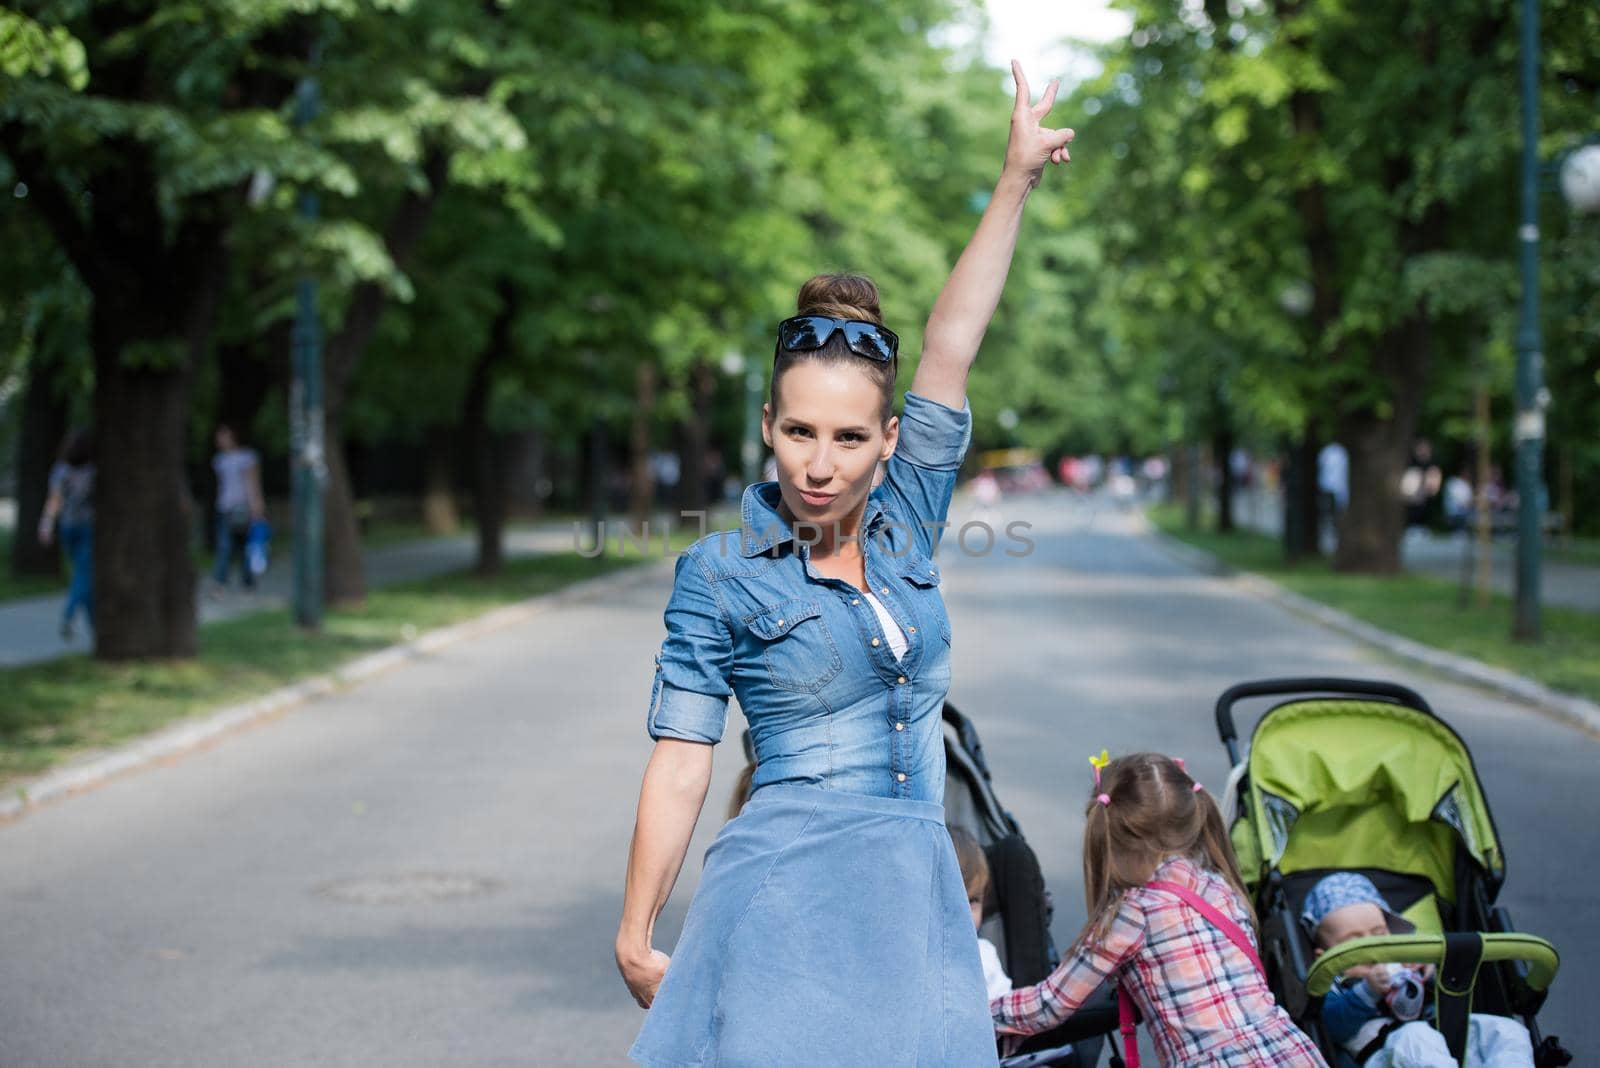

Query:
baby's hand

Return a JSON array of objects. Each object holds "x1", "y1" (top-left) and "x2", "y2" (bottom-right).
[{"x1": 1363, "y1": 968, "x2": 1390, "y2": 997}]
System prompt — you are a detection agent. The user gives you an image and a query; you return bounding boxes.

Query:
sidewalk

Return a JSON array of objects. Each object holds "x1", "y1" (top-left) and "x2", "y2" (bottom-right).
[
  {"x1": 1227, "y1": 485, "x2": 1600, "y2": 615},
  {"x1": 0, "y1": 523, "x2": 579, "y2": 667}
]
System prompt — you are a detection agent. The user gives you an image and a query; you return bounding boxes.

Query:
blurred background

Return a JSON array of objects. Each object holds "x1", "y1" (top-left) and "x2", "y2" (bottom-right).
[
  {"x1": 0, "y1": 0, "x2": 1597, "y2": 661},
  {"x1": 3, "y1": 4, "x2": 1600, "y2": 1065}
]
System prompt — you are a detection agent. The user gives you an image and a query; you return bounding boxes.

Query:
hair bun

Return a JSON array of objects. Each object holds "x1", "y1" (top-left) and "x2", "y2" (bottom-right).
[{"x1": 797, "y1": 273, "x2": 882, "y2": 325}]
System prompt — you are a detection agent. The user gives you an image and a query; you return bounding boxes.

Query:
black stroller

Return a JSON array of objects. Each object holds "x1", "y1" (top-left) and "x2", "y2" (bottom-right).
[{"x1": 943, "y1": 702, "x2": 1117, "y2": 1067}]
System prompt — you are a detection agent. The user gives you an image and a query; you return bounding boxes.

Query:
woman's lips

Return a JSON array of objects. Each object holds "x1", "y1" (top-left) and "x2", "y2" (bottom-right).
[{"x1": 799, "y1": 489, "x2": 836, "y2": 507}]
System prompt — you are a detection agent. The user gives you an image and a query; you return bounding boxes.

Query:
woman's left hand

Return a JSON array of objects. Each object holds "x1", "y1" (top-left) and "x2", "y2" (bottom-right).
[{"x1": 1004, "y1": 60, "x2": 1075, "y2": 186}]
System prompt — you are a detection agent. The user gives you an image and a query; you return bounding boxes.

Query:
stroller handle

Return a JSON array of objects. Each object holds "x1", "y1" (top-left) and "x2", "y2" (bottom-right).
[
  {"x1": 1304, "y1": 933, "x2": 1560, "y2": 997},
  {"x1": 1214, "y1": 677, "x2": 1434, "y2": 757}
]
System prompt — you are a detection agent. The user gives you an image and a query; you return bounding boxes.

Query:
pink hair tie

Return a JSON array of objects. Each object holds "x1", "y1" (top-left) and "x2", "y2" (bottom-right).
[
  {"x1": 1096, "y1": 793, "x2": 1111, "y2": 806},
  {"x1": 1192, "y1": 782, "x2": 1204, "y2": 793},
  {"x1": 1173, "y1": 757, "x2": 1186, "y2": 771}
]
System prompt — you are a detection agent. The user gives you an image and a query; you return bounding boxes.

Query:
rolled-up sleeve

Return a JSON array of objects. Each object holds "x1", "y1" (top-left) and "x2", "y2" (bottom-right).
[
  {"x1": 647, "y1": 548, "x2": 734, "y2": 744},
  {"x1": 880, "y1": 391, "x2": 972, "y2": 554}
]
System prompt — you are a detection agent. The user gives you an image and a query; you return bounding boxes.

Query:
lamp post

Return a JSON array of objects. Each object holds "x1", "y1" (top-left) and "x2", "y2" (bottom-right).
[
  {"x1": 1512, "y1": 0, "x2": 1545, "y2": 641},
  {"x1": 726, "y1": 353, "x2": 763, "y2": 487},
  {"x1": 289, "y1": 53, "x2": 325, "y2": 630}
]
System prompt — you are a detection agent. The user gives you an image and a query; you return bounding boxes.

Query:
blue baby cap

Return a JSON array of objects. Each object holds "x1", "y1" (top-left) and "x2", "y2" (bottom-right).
[{"x1": 1301, "y1": 872, "x2": 1417, "y2": 939}]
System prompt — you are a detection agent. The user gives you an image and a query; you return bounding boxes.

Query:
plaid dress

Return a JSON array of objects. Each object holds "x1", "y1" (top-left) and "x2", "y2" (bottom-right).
[{"x1": 992, "y1": 857, "x2": 1326, "y2": 1067}]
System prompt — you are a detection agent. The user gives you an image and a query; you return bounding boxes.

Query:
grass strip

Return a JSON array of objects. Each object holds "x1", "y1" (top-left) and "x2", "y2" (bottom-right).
[
  {"x1": 1148, "y1": 505, "x2": 1600, "y2": 705},
  {"x1": 0, "y1": 547, "x2": 660, "y2": 787}
]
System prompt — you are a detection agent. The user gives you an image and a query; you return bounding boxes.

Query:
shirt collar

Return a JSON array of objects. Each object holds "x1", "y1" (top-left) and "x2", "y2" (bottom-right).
[{"x1": 738, "y1": 481, "x2": 889, "y2": 558}]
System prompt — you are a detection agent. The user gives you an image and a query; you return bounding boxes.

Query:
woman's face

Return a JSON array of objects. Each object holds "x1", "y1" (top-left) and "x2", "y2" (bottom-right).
[{"x1": 762, "y1": 361, "x2": 897, "y2": 531}]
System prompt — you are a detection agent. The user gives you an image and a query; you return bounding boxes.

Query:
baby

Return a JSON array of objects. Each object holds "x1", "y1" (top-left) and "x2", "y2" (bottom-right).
[
  {"x1": 1302, "y1": 872, "x2": 1533, "y2": 1068},
  {"x1": 948, "y1": 826, "x2": 1012, "y2": 1000}
]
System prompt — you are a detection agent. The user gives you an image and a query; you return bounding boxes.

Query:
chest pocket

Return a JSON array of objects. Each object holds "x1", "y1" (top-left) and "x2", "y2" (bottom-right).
[
  {"x1": 745, "y1": 599, "x2": 842, "y2": 693},
  {"x1": 899, "y1": 558, "x2": 951, "y2": 643}
]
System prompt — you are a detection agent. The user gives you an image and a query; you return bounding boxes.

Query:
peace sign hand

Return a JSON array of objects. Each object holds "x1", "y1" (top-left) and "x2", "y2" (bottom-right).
[{"x1": 1005, "y1": 60, "x2": 1075, "y2": 186}]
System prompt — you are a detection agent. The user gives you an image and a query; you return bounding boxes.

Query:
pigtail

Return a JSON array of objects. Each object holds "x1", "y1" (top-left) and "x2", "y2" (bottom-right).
[
  {"x1": 1195, "y1": 785, "x2": 1257, "y2": 935},
  {"x1": 1067, "y1": 786, "x2": 1125, "y2": 958}
]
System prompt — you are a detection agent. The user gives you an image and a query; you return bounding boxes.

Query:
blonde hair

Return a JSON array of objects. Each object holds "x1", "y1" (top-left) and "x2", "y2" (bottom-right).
[{"x1": 1074, "y1": 752, "x2": 1253, "y2": 952}]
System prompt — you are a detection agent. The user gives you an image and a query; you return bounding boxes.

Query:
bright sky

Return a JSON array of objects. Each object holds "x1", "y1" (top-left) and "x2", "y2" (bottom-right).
[{"x1": 944, "y1": 0, "x2": 1132, "y2": 88}]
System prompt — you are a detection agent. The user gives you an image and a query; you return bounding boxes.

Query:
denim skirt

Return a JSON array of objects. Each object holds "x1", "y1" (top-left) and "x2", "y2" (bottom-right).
[{"x1": 629, "y1": 784, "x2": 998, "y2": 1068}]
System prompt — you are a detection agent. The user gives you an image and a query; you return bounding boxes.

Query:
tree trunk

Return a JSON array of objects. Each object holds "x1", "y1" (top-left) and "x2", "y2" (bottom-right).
[
  {"x1": 320, "y1": 151, "x2": 451, "y2": 603},
  {"x1": 628, "y1": 362, "x2": 657, "y2": 532},
  {"x1": 321, "y1": 407, "x2": 365, "y2": 605},
  {"x1": 1212, "y1": 419, "x2": 1235, "y2": 534},
  {"x1": 91, "y1": 313, "x2": 199, "y2": 659},
  {"x1": 1184, "y1": 443, "x2": 1202, "y2": 532},
  {"x1": 472, "y1": 432, "x2": 506, "y2": 577},
  {"x1": 677, "y1": 360, "x2": 713, "y2": 517},
  {"x1": 1168, "y1": 445, "x2": 1187, "y2": 507},
  {"x1": 1335, "y1": 417, "x2": 1407, "y2": 572},
  {"x1": 1335, "y1": 315, "x2": 1431, "y2": 572},
  {"x1": 1283, "y1": 433, "x2": 1322, "y2": 561},
  {"x1": 463, "y1": 282, "x2": 515, "y2": 576},
  {"x1": 11, "y1": 358, "x2": 67, "y2": 579}
]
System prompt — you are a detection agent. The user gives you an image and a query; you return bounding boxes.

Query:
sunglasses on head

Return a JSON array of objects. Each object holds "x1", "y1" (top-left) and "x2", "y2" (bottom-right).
[{"x1": 775, "y1": 315, "x2": 899, "y2": 364}]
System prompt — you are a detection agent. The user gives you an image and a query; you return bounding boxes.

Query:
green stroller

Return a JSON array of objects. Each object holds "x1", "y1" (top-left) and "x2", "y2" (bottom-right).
[{"x1": 1214, "y1": 677, "x2": 1571, "y2": 1067}]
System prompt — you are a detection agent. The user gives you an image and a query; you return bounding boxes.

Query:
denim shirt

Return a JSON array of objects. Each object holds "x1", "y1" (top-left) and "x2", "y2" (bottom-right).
[{"x1": 647, "y1": 391, "x2": 971, "y2": 802}]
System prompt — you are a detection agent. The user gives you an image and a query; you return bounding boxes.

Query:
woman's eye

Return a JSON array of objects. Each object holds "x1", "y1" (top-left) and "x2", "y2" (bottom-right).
[
  {"x1": 839, "y1": 432, "x2": 864, "y2": 444},
  {"x1": 786, "y1": 427, "x2": 811, "y2": 438}
]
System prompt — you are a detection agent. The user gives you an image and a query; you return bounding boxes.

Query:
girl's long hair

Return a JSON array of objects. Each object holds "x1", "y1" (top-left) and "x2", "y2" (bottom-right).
[{"x1": 1072, "y1": 752, "x2": 1253, "y2": 953}]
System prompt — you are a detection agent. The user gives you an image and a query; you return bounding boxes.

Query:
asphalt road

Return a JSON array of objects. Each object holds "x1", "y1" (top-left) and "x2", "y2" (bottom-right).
[{"x1": 1, "y1": 492, "x2": 1592, "y2": 1065}]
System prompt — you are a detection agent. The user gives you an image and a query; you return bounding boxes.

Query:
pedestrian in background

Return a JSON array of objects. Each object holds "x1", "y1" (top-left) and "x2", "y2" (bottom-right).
[
  {"x1": 36, "y1": 428, "x2": 95, "y2": 640},
  {"x1": 209, "y1": 423, "x2": 264, "y2": 595}
]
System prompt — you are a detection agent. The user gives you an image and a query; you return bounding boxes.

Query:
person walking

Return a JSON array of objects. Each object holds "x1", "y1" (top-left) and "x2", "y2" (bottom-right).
[
  {"x1": 209, "y1": 423, "x2": 265, "y2": 594},
  {"x1": 36, "y1": 428, "x2": 96, "y2": 640},
  {"x1": 616, "y1": 62, "x2": 1074, "y2": 1067}
]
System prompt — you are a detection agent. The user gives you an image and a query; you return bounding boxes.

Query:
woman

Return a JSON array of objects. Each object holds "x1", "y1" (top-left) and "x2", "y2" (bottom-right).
[
  {"x1": 617, "y1": 62, "x2": 1074, "y2": 1066},
  {"x1": 37, "y1": 428, "x2": 95, "y2": 640}
]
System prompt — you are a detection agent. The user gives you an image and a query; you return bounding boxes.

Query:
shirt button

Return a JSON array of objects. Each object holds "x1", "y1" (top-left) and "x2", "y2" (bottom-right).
[
  {"x1": 908, "y1": 626, "x2": 917, "y2": 633},
  {"x1": 870, "y1": 637, "x2": 881, "y2": 647},
  {"x1": 895, "y1": 722, "x2": 905, "y2": 731},
  {"x1": 776, "y1": 619, "x2": 784, "y2": 627},
  {"x1": 896, "y1": 772, "x2": 907, "y2": 783},
  {"x1": 897, "y1": 675, "x2": 907, "y2": 684},
  {"x1": 851, "y1": 598, "x2": 861, "y2": 606},
  {"x1": 880, "y1": 586, "x2": 890, "y2": 595}
]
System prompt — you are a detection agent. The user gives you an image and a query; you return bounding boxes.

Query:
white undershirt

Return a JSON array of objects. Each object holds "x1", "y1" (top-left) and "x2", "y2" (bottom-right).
[{"x1": 862, "y1": 590, "x2": 908, "y2": 661}]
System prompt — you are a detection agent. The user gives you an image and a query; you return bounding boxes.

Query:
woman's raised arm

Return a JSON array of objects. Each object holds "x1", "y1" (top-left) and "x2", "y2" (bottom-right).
[
  {"x1": 911, "y1": 61, "x2": 1074, "y2": 409},
  {"x1": 615, "y1": 738, "x2": 715, "y2": 1008}
]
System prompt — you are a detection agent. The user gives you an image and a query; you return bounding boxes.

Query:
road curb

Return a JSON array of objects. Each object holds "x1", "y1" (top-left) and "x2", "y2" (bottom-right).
[
  {"x1": 1, "y1": 557, "x2": 674, "y2": 822},
  {"x1": 1146, "y1": 528, "x2": 1600, "y2": 739}
]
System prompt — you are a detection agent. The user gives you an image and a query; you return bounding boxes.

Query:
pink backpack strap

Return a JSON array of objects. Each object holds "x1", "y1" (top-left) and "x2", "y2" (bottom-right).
[
  {"x1": 1146, "y1": 879, "x2": 1266, "y2": 976},
  {"x1": 1116, "y1": 982, "x2": 1140, "y2": 1068}
]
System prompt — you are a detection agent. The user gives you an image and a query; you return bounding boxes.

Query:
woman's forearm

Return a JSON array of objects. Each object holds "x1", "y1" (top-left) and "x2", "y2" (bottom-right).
[
  {"x1": 37, "y1": 490, "x2": 62, "y2": 533},
  {"x1": 616, "y1": 739, "x2": 714, "y2": 961}
]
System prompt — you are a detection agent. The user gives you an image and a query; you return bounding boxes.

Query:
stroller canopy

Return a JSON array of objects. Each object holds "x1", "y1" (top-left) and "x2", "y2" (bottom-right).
[{"x1": 1233, "y1": 698, "x2": 1503, "y2": 903}]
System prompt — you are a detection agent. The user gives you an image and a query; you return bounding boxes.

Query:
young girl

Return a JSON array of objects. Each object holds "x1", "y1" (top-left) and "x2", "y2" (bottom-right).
[{"x1": 992, "y1": 752, "x2": 1327, "y2": 1067}]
